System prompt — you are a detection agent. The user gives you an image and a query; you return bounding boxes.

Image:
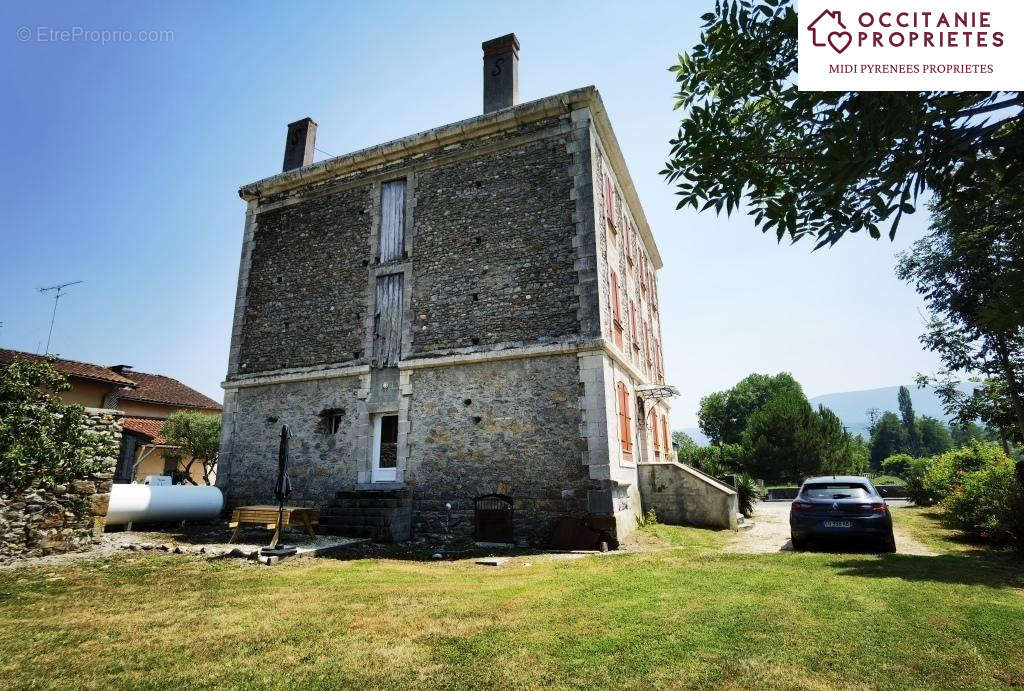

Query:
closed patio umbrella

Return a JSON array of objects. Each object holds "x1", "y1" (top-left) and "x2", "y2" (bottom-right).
[{"x1": 261, "y1": 424, "x2": 297, "y2": 557}]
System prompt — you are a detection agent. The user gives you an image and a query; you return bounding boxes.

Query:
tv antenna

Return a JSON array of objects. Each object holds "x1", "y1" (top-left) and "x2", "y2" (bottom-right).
[{"x1": 39, "y1": 280, "x2": 83, "y2": 354}]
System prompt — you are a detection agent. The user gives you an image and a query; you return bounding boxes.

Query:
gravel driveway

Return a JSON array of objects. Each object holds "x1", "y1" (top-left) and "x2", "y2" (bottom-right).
[{"x1": 726, "y1": 500, "x2": 936, "y2": 556}]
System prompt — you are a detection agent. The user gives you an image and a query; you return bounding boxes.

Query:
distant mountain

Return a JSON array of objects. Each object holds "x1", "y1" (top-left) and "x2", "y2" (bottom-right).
[
  {"x1": 677, "y1": 383, "x2": 974, "y2": 445},
  {"x1": 678, "y1": 427, "x2": 710, "y2": 446},
  {"x1": 809, "y1": 382, "x2": 975, "y2": 440}
]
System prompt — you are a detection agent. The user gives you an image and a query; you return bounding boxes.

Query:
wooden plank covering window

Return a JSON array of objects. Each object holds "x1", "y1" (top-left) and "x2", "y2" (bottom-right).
[
  {"x1": 379, "y1": 179, "x2": 405, "y2": 263},
  {"x1": 372, "y1": 273, "x2": 403, "y2": 367}
]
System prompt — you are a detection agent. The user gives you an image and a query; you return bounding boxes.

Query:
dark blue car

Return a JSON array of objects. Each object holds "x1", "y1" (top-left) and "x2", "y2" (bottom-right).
[{"x1": 789, "y1": 476, "x2": 896, "y2": 552}]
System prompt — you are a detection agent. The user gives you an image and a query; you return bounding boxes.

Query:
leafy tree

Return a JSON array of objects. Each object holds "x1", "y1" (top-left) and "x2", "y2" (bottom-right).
[
  {"x1": 927, "y1": 377, "x2": 1020, "y2": 454},
  {"x1": 917, "y1": 416, "x2": 953, "y2": 457},
  {"x1": 881, "y1": 453, "x2": 915, "y2": 479},
  {"x1": 741, "y1": 387, "x2": 819, "y2": 483},
  {"x1": 0, "y1": 358, "x2": 113, "y2": 492},
  {"x1": 160, "y1": 411, "x2": 221, "y2": 486},
  {"x1": 897, "y1": 386, "x2": 921, "y2": 456},
  {"x1": 697, "y1": 372, "x2": 803, "y2": 445},
  {"x1": 816, "y1": 406, "x2": 864, "y2": 476},
  {"x1": 672, "y1": 430, "x2": 700, "y2": 462},
  {"x1": 848, "y1": 435, "x2": 870, "y2": 476},
  {"x1": 869, "y1": 412, "x2": 907, "y2": 470},
  {"x1": 897, "y1": 180, "x2": 1024, "y2": 448},
  {"x1": 662, "y1": 0, "x2": 1023, "y2": 247},
  {"x1": 950, "y1": 421, "x2": 996, "y2": 448}
]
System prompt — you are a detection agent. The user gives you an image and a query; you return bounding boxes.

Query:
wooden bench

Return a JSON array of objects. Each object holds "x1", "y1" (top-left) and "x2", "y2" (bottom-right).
[{"x1": 228, "y1": 505, "x2": 319, "y2": 547}]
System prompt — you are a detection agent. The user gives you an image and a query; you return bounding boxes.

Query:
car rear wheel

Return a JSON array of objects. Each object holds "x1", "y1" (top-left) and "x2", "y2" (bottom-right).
[
  {"x1": 791, "y1": 534, "x2": 806, "y2": 551},
  {"x1": 879, "y1": 533, "x2": 897, "y2": 553}
]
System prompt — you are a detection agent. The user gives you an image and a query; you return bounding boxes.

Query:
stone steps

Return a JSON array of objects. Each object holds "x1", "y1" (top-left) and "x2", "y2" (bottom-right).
[{"x1": 319, "y1": 489, "x2": 411, "y2": 543}]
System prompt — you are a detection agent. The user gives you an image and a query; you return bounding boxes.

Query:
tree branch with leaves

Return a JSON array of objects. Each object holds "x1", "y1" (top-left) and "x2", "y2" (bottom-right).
[{"x1": 662, "y1": 0, "x2": 1023, "y2": 247}]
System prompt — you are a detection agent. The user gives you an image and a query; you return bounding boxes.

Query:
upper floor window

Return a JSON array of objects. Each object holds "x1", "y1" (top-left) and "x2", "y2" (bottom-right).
[
  {"x1": 617, "y1": 381, "x2": 633, "y2": 459},
  {"x1": 652, "y1": 409, "x2": 661, "y2": 457},
  {"x1": 624, "y1": 220, "x2": 633, "y2": 265},
  {"x1": 630, "y1": 302, "x2": 640, "y2": 353},
  {"x1": 379, "y1": 179, "x2": 406, "y2": 263},
  {"x1": 610, "y1": 270, "x2": 623, "y2": 349}
]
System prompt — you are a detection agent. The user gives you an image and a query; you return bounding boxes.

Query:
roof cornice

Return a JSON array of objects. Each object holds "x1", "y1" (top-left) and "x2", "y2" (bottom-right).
[{"x1": 238, "y1": 85, "x2": 661, "y2": 268}]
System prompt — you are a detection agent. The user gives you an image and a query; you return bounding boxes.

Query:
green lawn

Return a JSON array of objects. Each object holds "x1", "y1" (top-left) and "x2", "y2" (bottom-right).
[{"x1": 1, "y1": 509, "x2": 1021, "y2": 689}]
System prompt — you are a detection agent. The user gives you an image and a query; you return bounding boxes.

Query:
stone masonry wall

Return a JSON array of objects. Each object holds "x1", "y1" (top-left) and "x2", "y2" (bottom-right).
[
  {"x1": 237, "y1": 184, "x2": 373, "y2": 374},
  {"x1": 232, "y1": 114, "x2": 581, "y2": 378},
  {"x1": 405, "y1": 354, "x2": 589, "y2": 544},
  {"x1": 410, "y1": 122, "x2": 579, "y2": 353},
  {"x1": 0, "y1": 408, "x2": 121, "y2": 562},
  {"x1": 223, "y1": 375, "x2": 366, "y2": 508}
]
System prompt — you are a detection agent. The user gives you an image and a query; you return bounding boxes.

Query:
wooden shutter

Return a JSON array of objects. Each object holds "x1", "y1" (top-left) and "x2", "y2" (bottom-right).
[
  {"x1": 652, "y1": 410, "x2": 661, "y2": 456},
  {"x1": 630, "y1": 302, "x2": 639, "y2": 351},
  {"x1": 618, "y1": 382, "x2": 632, "y2": 454},
  {"x1": 610, "y1": 271, "x2": 623, "y2": 348},
  {"x1": 372, "y1": 273, "x2": 403, "y2": 367},
  {"x1": 661, "y1": 415, "x2": 670, "y2": 456},
  {"x1": 379, "y1": 180, "x2": 405, "y2": 263}
]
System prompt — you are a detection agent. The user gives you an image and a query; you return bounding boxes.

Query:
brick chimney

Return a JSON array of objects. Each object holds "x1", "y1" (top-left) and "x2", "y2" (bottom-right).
[
  {"x1": 482, "y1": 33, "x2": 519, "y2": 114},
  {"x1": 282, "y1": 117, "x2": 318, "y2": 172}
]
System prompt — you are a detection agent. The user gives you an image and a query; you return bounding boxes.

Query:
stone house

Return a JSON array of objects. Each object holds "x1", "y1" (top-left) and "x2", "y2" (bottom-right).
[{"x1": 217, "y1": 35, "x2": 712, "y2": 545}]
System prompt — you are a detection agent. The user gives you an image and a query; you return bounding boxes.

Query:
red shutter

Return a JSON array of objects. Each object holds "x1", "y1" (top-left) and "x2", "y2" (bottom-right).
[
  {"x1": 618, "y1": 382, "x2": 632, "y2": 454},
  {"x1": 610, "y1": 271, "x2": 620, "y2": 323},
  {"x1": 630, "y1": 302, "x2": 639, "y2": 350},
  {"x1": 662, "y1": 415, "x2": 670, "y2": 456},
  {"x1": 652, "y1": 410, "x2": 661, "y2": 456}
]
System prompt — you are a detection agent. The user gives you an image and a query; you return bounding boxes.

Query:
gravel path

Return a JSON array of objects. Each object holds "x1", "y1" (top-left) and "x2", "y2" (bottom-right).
[{"x1": 726, "y1": 500, "x2": 936, "y2": 556}]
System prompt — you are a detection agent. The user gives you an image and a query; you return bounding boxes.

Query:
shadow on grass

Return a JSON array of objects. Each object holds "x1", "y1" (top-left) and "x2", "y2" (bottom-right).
[
  {"x1": 830, "y1": 551, "x2": 1024, "y2": 589},
  {"x1": 318, "y1": 540, "x2": 552, "y2": 563}
]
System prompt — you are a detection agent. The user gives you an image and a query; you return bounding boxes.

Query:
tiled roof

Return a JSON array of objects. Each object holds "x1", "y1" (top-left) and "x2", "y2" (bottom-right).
[
  {"x1": 0, "y1": 348, "x2": 137, "y2": 387},
  {"x1": 117, "y1": 370, "x2": 222, "y2": 410},
  {"x1": 122, "y1": 416, "x2": 169, "y2": 445}
]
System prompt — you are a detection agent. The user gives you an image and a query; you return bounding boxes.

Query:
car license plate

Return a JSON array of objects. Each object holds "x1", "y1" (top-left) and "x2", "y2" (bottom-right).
[{"x1": 824, "y1": 520, "x2": 852, "y2": 528}]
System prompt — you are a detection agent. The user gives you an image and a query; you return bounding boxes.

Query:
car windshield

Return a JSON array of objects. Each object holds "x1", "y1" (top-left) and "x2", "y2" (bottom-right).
[{"x1": 802, "y1": 483, "x2": 871, "y2": 500}]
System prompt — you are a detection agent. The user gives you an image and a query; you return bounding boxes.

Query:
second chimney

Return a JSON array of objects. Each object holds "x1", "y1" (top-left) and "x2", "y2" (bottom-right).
[
  {"x1": 282, "y1": 117, "x2": 318, "y2": 172},
  {"x1": 482, "y1": 33, "x2": 519, "y2": 114}
]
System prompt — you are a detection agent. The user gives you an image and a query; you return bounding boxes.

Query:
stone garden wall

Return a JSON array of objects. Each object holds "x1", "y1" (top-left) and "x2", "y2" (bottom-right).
[{"x1": 0, "y1": 408, "x2": 121, "y2": 562}]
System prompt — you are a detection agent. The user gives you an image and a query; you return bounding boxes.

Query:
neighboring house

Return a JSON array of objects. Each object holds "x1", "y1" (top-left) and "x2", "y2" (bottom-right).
[
  {"x1": 0, "y1": 347, "x2": 137, "y2": 407},
  {"x1": 111, "y1": 366, "x2": 223, "y2": 484},
  {"x1": 218, "y1": 34, "x2": 717, "y2": 546},
  {"x1": 0, "y1": 348, "x2": 221, "y2": 484}
]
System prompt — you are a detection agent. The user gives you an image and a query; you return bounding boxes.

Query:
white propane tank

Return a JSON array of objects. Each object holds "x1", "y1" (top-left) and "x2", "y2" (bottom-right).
[{"x1": 106, "y1": 484, "x2": 224, "y2": 525}]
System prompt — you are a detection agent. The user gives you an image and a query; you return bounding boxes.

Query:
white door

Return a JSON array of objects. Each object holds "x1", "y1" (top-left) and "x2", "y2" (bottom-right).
[{"x1": 371, "y1": 414, "x2": 399, "y2": 482}]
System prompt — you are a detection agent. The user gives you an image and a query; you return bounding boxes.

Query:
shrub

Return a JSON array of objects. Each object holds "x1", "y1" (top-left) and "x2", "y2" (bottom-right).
[
  {"x1": 0, "y1": 359, "x2": 112, "y2": 492},
  {"x1": 735, "y1": 474, "x2": 762, "y2": 518},
  {"x1": 901, "y1": 455, "x2": 935, "y2": 505},
  {"x1": 922, "y1": 441, "x2": 1002, "y2": 505},
  {"x1": 636, "y1": 509, "x2": 659, "y2": 528},
  {"x1": 943, "y1": 455, "x2": 1024, "y2": 545},
  {"x1": 881, "y1": 453, "x2": 914, "y2": 478}
]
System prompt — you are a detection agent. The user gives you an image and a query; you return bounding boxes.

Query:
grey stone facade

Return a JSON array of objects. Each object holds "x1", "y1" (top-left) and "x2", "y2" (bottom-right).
[
  {"x1": 220, "y1": 87, "x2": 674, "y2": 545},
  {"x1": 237, "y1": 183, "x2": 372, "y2": 373},
  {"x1": 0, "y1": 408, "x2": 121, "y2": 562}
]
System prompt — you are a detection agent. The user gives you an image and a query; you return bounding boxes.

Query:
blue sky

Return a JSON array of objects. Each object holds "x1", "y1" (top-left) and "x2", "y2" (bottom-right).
[{"x1": 0, "y1": 1, "x2": 940, "y2": 426}]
